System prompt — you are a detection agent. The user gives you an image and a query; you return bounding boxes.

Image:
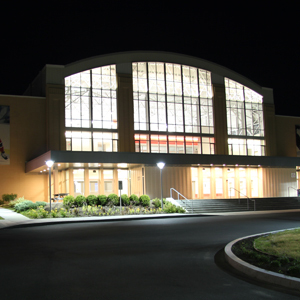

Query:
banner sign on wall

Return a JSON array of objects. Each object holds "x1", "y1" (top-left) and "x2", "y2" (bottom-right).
[
  {"x1": 0, "y1": 105, "x2": 10, "y2": 165},
  {"x1": 296, "y1": 125, "x2": 300, "y2": 157}
]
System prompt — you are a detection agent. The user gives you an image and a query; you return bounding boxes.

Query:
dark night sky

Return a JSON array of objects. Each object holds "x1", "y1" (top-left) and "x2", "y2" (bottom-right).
[{"x1": 1, "y1": 3, "x2": 299, "y2": 116}]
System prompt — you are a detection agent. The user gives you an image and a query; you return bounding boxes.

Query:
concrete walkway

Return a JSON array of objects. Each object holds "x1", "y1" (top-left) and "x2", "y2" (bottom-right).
[{"x1": 0, "y1": 208, "x2": 30, "y2": 228}]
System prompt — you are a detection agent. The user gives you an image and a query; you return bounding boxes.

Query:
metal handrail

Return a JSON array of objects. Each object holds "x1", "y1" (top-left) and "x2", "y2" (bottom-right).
[
  {"x1": 288, "y1": 186, "x2": 298, "y2": 197},
  {"x1": 229, "y1": 187, "x2": 256, "y2": 211},
  {"x1": 170, "y1": 188, "x2": 193, "y2": 213}
]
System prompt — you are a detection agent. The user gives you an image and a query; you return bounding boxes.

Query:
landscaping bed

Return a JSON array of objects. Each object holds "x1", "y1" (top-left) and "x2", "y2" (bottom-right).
[
  {"x1": 1, "y1": 193, "x2": 186, "y2": 219},
  {"x1": 231, "y1": 229, "x2": 300, "y2": 278}
]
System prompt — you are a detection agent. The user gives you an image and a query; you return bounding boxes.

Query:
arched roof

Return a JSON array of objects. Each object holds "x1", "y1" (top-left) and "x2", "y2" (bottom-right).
[{"x1": 45, "y1": 51, "x2": 273, "y2": 103}]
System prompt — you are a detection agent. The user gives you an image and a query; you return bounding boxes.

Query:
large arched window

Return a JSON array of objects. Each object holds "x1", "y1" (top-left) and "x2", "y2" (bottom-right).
[
  {"x1": 225, "y1": 78, "x2": 265, "y2": 156},
  {"x1": 65, "y1": 65, "x2": 118, "y2": 152},
  {"x1": 132, "y1": 62, "x2": 214, "y2": 154}
]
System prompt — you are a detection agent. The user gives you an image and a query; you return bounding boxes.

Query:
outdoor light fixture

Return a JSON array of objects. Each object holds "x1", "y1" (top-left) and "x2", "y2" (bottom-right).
[
  {"x1": 45, "y1": 160, "x2": 54, "y2": 211},
  {"x1": 157, "y1": 162, "x2": 165, "y2": 209}
]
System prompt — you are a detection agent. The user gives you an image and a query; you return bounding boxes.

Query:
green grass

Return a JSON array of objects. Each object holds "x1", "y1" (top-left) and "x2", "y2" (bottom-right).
[
  {"x1": 254, "y1": 229, "x2": 300, "y2": 260},
  {"x1": 0, "y1": 217, "x2": 4, "y2": 220}
]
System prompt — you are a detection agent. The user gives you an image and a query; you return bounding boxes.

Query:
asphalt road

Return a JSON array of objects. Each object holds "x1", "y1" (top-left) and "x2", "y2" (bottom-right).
[{"x1": 1, "y1": 212, "x2": 300, "y2": 300}]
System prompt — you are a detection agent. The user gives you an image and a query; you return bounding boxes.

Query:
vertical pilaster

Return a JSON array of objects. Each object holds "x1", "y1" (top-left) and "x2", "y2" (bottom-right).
[
  {"x1": 84, "y1": 168, "x2": 89, "y2": 197},
  {"x1": 212, "y1": 84, "x2": 228, "y2": 155},
  {"x1": 69, "y1": 168, "x2": 74, "y2": 196},
  {"x1": 116, "y1": 73, "x2": 135, "y2": 152},
  {"x1": 46, "y1": 84, "x2": 65, "y2": 151},
  {"x1": 263, "y1": 103, "x2": 277, "y2": 156}
]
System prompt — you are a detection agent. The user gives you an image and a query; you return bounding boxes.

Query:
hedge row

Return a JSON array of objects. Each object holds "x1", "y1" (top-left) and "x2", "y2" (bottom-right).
[{"x1": 63, "y1": 194, "x2": 151, "y2": 208}]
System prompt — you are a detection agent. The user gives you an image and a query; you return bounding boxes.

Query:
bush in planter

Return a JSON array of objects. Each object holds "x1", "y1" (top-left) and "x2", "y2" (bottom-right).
[
  {"x1": 15, "y1": 200, "x2": 37, "y2": 212},
  {"x1": 63, "y1": 195, "x2": 75, "y2": 208},
  {"x1": 7, "y1": 196, "x2": 27, "y2": 208},
  {"x1": 121, "y1": 194, "x2": 130, "y2": 206},
  {"x1": 75, "y1": 195, "x2": 86, "y2": 207},
  {"x1": 163, "y1": 201, "x2": 177, "y2": 213},
  {"x1": 86, "y1": 195, "x2": 98, "y2": 206},
  {"x1": 129, "y1": 194, "x2": 139, "y2": 206},
  {"x1": 152, "y1": 198, "x2": 166, "y2": 208},
  {"x1": 2, "y1": 193, "x2": 17, "y2": 203},
  {"x1": 98, "y1": 195, "x2": 108, "y2": 206},
  {"x1": 108, "y1": 193, "x2": 119, "y2": 206},
  {"x1": 162, "y1": 201, "x2": 185, "y2": 213},
  {"x1": 36, "y1": 201, "x2": 47, "y2": 208},
  {"x1": 139, "y1": 195, "x2": 150, "y2": 207}
]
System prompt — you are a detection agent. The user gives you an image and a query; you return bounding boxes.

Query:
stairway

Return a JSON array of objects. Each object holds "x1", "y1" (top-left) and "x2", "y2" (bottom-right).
[{"x1": 176, "y1": 197, "x2": 300, "y2": 213}]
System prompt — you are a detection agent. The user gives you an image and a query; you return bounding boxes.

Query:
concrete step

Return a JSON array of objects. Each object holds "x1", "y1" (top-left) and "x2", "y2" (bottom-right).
[{"x1": 176, "y1": 197, "x2": 300, "y2": 213}]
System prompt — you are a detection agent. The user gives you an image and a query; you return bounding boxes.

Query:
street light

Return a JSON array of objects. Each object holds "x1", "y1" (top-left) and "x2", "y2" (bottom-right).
[
  {"x1": 46, "y1": 160, "x2": 54, "y2": 211},
  {"x1": 157, "y1": 162, "x2": 165, "y2": 209}
]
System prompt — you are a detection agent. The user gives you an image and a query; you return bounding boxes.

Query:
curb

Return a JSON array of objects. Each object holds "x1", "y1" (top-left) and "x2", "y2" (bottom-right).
[
  {"x1": 0, "y1": 213, "x2": 214, "y2": 230},
  {"x1": 224, "y1": 229, "x2": 300, "y2": 292}
]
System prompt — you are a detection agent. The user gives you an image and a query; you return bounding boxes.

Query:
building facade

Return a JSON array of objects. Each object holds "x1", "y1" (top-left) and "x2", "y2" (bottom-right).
[{"x1": 1, "y1": 51, "x2": 300, "y2": 202}]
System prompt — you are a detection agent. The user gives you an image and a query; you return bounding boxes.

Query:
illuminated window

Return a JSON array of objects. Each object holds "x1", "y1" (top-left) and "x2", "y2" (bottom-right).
[
  {"x1": 133, "y1": 62, "x2": 214, "y2": 134},
  {"x1": 66, "y1": 131, "x2": 118, "y2": 152},
  {"x1": 150, "y1": 135, "x2": 167, "y2": 153},
  {"x1": 225, "y1": 78, "x2": 265, "y2": 156},
  {"x1": 65, "y1": 65, "x2": 118, "y2": 152},
  {"x1": 134, "y1": 134, "x2": 214, "y2": 154},
  {"x1": 134, "y1": 134, "x2": 150, "y2": 153},
  {"x1": 65, "y1": 131, "x2": 92, "y2": 151}
]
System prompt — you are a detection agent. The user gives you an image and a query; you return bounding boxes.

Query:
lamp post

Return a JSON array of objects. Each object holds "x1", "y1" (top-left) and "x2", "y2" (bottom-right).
[
  {"x1": 157, "y1": 162, "x2": 165, "y2": 209},
  {"x1": 46, "y1": 160, "x2": 54, "y2": 211}
]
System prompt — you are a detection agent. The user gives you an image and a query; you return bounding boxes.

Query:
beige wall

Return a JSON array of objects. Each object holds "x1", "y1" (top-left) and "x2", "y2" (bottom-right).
[
  {"x1": 129, "y1": 166, "x2": 144, "y2": 198},
  {"x1": 275, "y1": 115, "x2": 300, "y2": 157},
  {"x1": 0, "y1": 95, "x2": 48, "y2": 202},
  {"x1": 145, "y1": 166, "x2": 192, "y2": 200},
  {"x1": 262, "y1": 167, "x2": 297, "y2": 197}
]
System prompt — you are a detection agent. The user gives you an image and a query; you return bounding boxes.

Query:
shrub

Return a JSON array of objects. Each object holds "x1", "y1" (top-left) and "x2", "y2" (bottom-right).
[
  {"x1": 25, "y1": 209, "x2": 39, "y2": 219},
  {"x1": 14, "y1": 200, "x2": 37, "y2": 212},
  {"x1": 2, "y1": 193, "x2": 17, "y2": 202},
  {"x1": 152, "y1": 198, "x2": 166, "y2": 208},
  {"x1": 98, "y1": 195, "x2": 108, "y2": 206},
  {"x1": 108, "y1": 194, "x2": 119, "y2": 206},
  {"x1": 139, "y1": 195, "x2": 150, "y2": 207},
  {"x1": 130, "y1": 194, "x2": 139, "y2": 205},
  {"x1": 75, "y1": 195, "x2": 86, "y2": 207},
  {"x1": 176, "y1": 206, "x2": 186, "y2": 213},
  {"x1": 278, "y1": 256, "x2": 290, "y2": 264},
  {"x1": 270, "y1": 260, "x2": 281, "y2": 268},
  {"x1": 36, "y1": 201, "x2": 47, "y2": 208},
  {"x1": 59, "y1": 208, "x2": 67, "y2": 218},
  {"x1": 63, "y1": 195, "x2": 75, "y2": 208},
  {"x1": 37, "y1": 207, "x2": 48, "y2": 218},
  {"x1": 288, "y1": 265, "x2": 300, "y2": 276},
  {"x1": 163, "y1": 201, "x2": 177, "y2": 213},
  {"x1": 86, "y1": 195, "x2": 98, "y2": 206},
  {"x1": 121, "y1": 194, "x2": 130, "y2": 206},
  {"x1": 7, "y1": 196, "x2": 27, "y2": 208}
]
